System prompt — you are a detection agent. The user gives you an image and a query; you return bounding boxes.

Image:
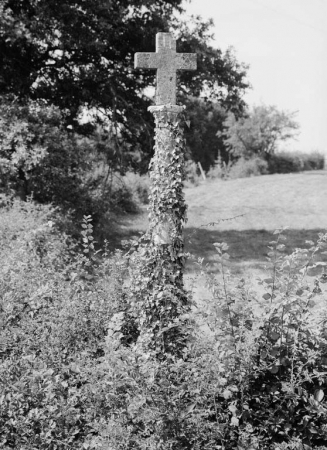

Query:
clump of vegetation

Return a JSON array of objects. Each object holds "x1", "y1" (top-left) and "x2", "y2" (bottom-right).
[
  {"x1": 206, "y1": 151, "x2": 324, "y2": 182},
  {"x1": 0, "y1": 96, "x2": 151, "y2": 240},
  {"x1": 212, "y1": 104, "x2": 324, "y2": 180},
  {"x1": 1, "y1": 200, "x2": 326, "y2": 449},
  {"x1": 184, "y1": 160, "x2": 203, "y2": 186},
  {"x1": 207, "y1": 158, "x2": 232, "y2": 180},
  {"x1": 0, "y1": 200, "x2": 128, "y2": 448},
  {"x1": 227, "y1": 156, "x2": 268, "y2": 179},
  {"x1": 267, "y1": 151, "x2": 325, "y2": 174},
  {"x1": 122, "y1": 171, "x2": 150, "y2": 205}
]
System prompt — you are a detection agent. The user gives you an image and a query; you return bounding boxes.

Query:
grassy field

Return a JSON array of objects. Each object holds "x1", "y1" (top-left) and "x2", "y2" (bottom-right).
[
  {"x1": 119, "y1": 170, "x2": 327, "y2": 277},
  {"x1": 185, "y1": 170, "x2": 327, "y2": 272}
]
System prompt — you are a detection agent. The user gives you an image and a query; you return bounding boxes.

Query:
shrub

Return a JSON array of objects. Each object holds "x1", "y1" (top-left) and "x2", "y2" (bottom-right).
[
  {"x1": 0, "y1": 97, "x2": 91, "y2": 206},
  {"x1": 85, "y1": 230, "x2": 327, "y2": 449},
  {"x1": 184, "y1": 160, "x2": 202, "y2": 186},
  {"x1": 0, "y1": 97, "x2": 141, "y2": 225},
  {"x1": 228, "y1": 156, "x2": 268, "y2": 179},
  {"x1": 207, "y1": 159, "x2": 233, "y2": 180},
  {"x1": 301, "y1": 151, "x2": 325, "y2": 171},
  {"x1": 0, "y1": 201, "x2": 128, "y2": 449},
  {"x1": 122, "y1": 171, "x2": 150, "y2": 205},
  {"x1": 195, "y1": 232, "x2": 327, "y2": 448},
  {"x1": 267, "y1": 151, "x2": 325, "y2": 174},
  {"x1": 1, "y1": 199, "x2": 327, "y2": 449}
]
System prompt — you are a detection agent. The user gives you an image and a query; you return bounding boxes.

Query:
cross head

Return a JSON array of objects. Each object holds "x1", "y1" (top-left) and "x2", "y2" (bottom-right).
[{"x1": 135, "y1": 32, "x2": 197, "y2": 105}]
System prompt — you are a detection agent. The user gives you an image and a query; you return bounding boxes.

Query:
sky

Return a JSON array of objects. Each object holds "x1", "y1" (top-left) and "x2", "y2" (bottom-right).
[{"x1": 182, "y1": 0, "x2": 327, "y2": 154}]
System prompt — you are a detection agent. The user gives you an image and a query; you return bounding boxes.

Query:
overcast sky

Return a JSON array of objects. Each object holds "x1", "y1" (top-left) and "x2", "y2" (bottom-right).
[{"x1": 183, "y1": 0, "x2": 327, "y2": 154}]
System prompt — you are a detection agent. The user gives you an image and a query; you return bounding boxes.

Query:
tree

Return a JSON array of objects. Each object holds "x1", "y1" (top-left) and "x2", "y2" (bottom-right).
[
  {"x1": 0, "y1": 97, "x2": 100, "y2": 215},
  {"x1": 0, "y1": 0, "x2": 249, "y2": 169},
  {"x1": 184, "y1": 97, "x2": 229, "y2": 171},
  {"x1": 221, "y1": 105, "x2": 299, "y2": 159}
]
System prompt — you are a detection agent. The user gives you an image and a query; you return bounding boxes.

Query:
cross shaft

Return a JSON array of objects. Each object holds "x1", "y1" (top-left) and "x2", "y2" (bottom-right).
[{"x1": 135, "y1": 32, "x2": 196, "y2": 105}]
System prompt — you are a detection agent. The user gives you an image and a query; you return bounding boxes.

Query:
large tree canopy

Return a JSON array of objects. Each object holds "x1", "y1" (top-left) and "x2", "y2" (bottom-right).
[{"x1": 0, "y1": 0, "x2": 249, "y2": 168}]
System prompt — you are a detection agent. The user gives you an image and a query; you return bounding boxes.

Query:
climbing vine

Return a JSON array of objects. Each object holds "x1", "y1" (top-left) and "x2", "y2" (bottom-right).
[{"x1": 123, "y1": 105, "x2": 192, "y2": 358}]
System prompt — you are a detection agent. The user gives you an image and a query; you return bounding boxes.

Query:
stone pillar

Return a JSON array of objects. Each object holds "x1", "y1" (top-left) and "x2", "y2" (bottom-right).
[
  {"x1": 130, "y1": 104, "x2": 190, "y2": 358},
  {"x1": 148, "y1": 104, "x2": 186, "y2": 247}
]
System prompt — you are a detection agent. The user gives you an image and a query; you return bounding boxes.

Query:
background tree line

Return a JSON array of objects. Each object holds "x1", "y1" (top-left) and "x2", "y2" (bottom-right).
[{"x1": 1, "y1": 0, "x2": 317, "y2": 224}]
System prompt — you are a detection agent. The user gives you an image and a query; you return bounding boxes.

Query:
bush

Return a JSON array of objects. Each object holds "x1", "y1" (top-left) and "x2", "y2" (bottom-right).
[
  {"x1": 207, "y1": 159, "x2": 233, "y2": 180},
  {"x1": 228, "y1": 156, "x2": 268, "y2": 179},
  {"x1": 302, "y1": 151, "x2": 325, "y2": 171},
  {"x1": 184, "y1": 160, "x2": 202, "y2": 186},
  {"x1": 267, "y1": 151, "x2": 325, "y2": 174},
  {"x1": 0, "y1": 201, "x2": 128, "y2": 449},
  {"x1": 89, "y1": 231, "x2": 327, "y2": 449},
  {"x1": 0, "y1": 97, "x2": 141, "y2": 225},
  {"x1": 122, "y1": 172, "x2": 150, "y2": 205},
  {"x1": 1, "y1": 199, "x2": 327, "y2": 449},
  {"x1": 0, "y1": 97, "x2": 91, "y2": 205}
]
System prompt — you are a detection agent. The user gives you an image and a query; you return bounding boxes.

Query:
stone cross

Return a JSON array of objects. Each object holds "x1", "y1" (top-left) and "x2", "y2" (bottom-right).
[
  {"x1": 132, "y1": 33, "x2": 197, "y2": 356},
  {"x1": 135, "y1": 32, "x2": 197, "y2": 105}
]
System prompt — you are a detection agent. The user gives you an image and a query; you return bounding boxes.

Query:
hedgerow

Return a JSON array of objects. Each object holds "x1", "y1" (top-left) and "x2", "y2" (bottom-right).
[
  {"x1": 1, "y1": 200, "x2": 327, "y2": 449},
  {"x1": 267, "y1": 151, "x2": 325, "y2": 174}
]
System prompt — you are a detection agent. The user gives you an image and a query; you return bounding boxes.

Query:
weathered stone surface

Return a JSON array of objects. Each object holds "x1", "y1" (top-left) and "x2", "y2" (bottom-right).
[{"x1": 135, "y1": 32, "x2": 196, "y2": 105}]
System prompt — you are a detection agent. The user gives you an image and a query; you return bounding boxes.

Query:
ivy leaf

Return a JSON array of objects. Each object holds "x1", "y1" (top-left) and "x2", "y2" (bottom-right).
[
  {"x1": 270, "y1": 347, "x2": 279, "y2": 357},
  {"x1": 263, "y1": 278, "x2": 274, "y2": 284},
  {"x1": 270, "y1": 365, "x2": 280, "y2": 374},
  {"x1": 181, "y1": 403, "x2": 196, "y2": 418},
  {"x1": 223, "y1": 389, "x2": 232, "y2": 399},
  {"x1": 314, "y1": 389, "x2": 324, "y2": 402},
  {"x1": 228, "y1": 403, "x2": 238, "y2": 414},
  {"x1": 269, "y1": 331, "x2": 280, "y2": 341},
  {"x1": 230, "y1": 416, "x2": 239, "y2": 426}
]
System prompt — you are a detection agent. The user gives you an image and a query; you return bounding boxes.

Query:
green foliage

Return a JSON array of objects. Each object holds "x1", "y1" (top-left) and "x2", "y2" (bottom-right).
[
  {"x1": 0, "y1": 96, "x2": 92, "y2": 206},
  {"x1": 84, "y1": 230, "x2": 327, "y2": 450},
  {"x1": 197, "y1": 231, "x2": 327, "y2": 448},
  {"x1": 184, "y1": 160, "x2": 203, "y2": 186},
  {"x1": 228, "y1": 156, "x2": 268, "y2": 179},
  {"x1": 1, "y1": 199, "x2": 327, "y2": 448},
  {"x1": 0, "y1": 0, "x2": 249, "y2": 165},
  {"x1": 121, "y1": 172, "x2": 150, "y2": 205},
  {"x1": 0, "y1": 97, "x2": 149, "y2": 227},
  {"x1": 207, "y1": 158, "x2": 233, "y2": 180},
  {"x1": 0, "y1": 201, "x2": 128, "y2": 449},
  {"x1": 184, "y1": 98, "x2": 229, "y2": 172},
  {"x1": 221, "y1": 105, "x2": 299, "y2": 158},
  {"x1": 205, "y1": 151, "x2": 324, "y2": 182},
  {"x1": 267, "y1": 151, "x2": 325, "y2": 174},
  {"x1": 206, "y1": 156, "x2": 267, "y2": 180}
]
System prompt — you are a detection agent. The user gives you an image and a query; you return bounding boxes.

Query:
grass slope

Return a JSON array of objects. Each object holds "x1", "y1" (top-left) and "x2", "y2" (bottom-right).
[{"x1": 185, "y1": 171, "x2": 327, "y2": 272}]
